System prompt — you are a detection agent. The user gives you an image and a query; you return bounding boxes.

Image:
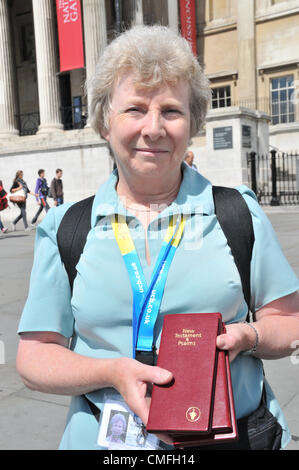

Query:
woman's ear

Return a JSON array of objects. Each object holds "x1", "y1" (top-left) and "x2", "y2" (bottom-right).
[{"x1": 100, "y1": 127, "x2": 110, "y2": 141}]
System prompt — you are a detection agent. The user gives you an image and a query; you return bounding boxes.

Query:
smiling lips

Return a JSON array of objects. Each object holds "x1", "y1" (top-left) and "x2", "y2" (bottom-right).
[{"x1": 135, "y1": 148, "x2": 169, "y2": 154}]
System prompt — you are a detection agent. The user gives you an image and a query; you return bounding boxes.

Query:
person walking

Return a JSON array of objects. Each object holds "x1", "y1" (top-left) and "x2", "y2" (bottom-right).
[
  {"x1": 10, "y1": 171, "x2": 36, "y2": 231},
  {"x1": 50, "y1": 169, "x2": 64, "y2": 206},
  {"x1": 0, "y1": 179, "x2": 9, "y2": 233},
  {"x1": 31, "y1": 169, "x2": 50, "y2": 226}
]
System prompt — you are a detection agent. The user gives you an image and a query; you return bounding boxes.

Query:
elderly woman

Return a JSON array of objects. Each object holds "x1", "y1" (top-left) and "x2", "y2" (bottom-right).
[
  {"x1": 106, "y1": 412, "x2": 127, "y2": 444},
  {"x1": 16, "y1": 25, "x2": 299, "y2": 451}
]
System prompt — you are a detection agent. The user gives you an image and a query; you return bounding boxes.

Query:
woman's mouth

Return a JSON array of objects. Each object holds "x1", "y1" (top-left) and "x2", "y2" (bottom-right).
[{"x1": 135, "y1": 148, "x2": 169, "y2": 154}]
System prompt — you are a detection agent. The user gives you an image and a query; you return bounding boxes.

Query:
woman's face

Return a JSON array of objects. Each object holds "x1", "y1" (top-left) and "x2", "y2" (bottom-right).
[
  {"x1": 111, "y1": 418, "x2": 125, "y2": 436},
  {"x1": 102, "y1": 73, "x2": 191, "y2": 182}
]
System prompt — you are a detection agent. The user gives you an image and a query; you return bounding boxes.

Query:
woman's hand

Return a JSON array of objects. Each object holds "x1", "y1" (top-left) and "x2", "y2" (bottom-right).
[
  {"x1": 111, "y1": 357, "x2": 174, "y2": 444},
  {"x1": 216, "y1": 322, "x2": 256, "y2": 362}
]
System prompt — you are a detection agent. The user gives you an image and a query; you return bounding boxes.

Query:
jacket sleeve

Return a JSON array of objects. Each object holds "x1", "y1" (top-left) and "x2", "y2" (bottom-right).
[
  {"x1": 50, "y1": 178, "x2": 57, "y2": 199},
  {"x1": 18, "y1": 205, "x2": 75, "y2": 337},
  {"x1": 35, "y1": 178, "x2": 41, "y2": 201}
]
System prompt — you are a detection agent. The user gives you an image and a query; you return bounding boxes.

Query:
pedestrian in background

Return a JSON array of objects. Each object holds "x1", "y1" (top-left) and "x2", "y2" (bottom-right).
[
  {"x1": 0, "y1": 179, "x2": 9, "y2": 233},
  {"x1": 31, "y1": 169, "x2": 50, "y2": 226},
  {"x1": 10, "y1": 170, "x2": 36, "y2": 232},
  {"x1": 50, "y1": 169, "x2": 64, "y2": 206},
  {"x1": 184, "y1": 150, "x2": 198, "y2": 171}
]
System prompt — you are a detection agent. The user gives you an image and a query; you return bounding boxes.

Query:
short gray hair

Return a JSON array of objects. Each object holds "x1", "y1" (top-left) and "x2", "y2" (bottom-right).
[{"x1": 87, "y1": 25, "x2": 211, "y2": 138}]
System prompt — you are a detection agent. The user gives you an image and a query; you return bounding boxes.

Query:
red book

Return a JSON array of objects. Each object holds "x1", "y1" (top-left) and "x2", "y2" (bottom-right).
[
  {"x1": 147, "y1": 313, "x2": 222, "y2": 434},
  {"x1": 146, "y1": 313, "x2": 238, "y2": 447},
  {"x1": 172, "y1": 324, "x2": 238, "y2": 447}
]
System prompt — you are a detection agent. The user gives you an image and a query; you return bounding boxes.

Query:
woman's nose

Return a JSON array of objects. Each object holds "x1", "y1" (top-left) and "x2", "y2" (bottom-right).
[{"x1": 141, "y1": 111, "x2": 166, "y2": 140}]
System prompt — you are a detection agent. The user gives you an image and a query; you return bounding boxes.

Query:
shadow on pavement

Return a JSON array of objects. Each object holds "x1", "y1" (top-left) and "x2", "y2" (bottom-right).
[{"x1": 0, "y1": 234, "x2": 31, "y2": 240}]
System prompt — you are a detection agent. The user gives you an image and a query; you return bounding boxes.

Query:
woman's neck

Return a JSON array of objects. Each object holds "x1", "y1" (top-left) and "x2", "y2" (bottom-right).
[
  {"x1": 116, "y1": 168, "x2": 183, "y2": 266},
  {"x1": 116, "y1": 169, "x2": 182, "y2": 211}
]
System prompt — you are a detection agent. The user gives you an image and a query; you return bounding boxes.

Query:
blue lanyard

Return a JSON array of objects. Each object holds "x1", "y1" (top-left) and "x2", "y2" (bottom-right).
[{"x1": 111, "y1": 214, "x2": 186, "y2": 358}]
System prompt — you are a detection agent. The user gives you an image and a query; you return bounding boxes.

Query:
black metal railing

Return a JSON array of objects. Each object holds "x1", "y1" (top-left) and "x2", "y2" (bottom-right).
[
  {"x1": 16, "y1": 105, "x2": 88, "y2": 135},
  {"x1": 233, "y1": 97, "x2": 271, "y2": 115},
  {"x1": 16, "y1": 112, "x2": 40, "y2": 136},
  {"x1": 247, "y1": 150, "x2": 299, "y2": 205},
  {"x1": 215, "y1": 97, "x2": 296, "y2": 126},
  {"x1": 60, "y1": 104, "x2": 88, "y2": 130}
]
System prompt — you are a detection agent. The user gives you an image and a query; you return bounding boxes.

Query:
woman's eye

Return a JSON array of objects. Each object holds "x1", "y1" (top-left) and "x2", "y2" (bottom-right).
[
  {"x1": 126, "y1": 107, "x2": 143, "y2": 113},
  {"x1": 164, "y1": 109, "x2": 182, "y2": 115}
]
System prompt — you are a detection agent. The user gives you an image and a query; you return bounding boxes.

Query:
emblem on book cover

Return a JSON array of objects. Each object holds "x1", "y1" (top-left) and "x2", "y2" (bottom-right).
[{"x1": 186, "y1": 407, "x2": 201, "y2": 422}]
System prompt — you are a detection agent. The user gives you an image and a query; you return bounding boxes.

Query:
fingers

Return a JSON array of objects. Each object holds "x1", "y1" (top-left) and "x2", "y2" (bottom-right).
[
  {"x1": 133, "y1": 365, "x2": 173, "y2": 424},
  {"x1": 136, "y1": 362, "x2": 173, "y2": 385},
  {"x1": 128, "y1": 384, "x2": 150, "y2": 424},
  {"x1": 216, "y1": 326, "x2": 246, "y2": 362},
  {"x1": 112, "y1": 358, "x2": 174, "y2": 430},
  {"x1": 216, "y1": 333, "x2": 236, "y2": 350},
  {"x1": 216, "y1": 333, "x2": 239, "y2": 363}
]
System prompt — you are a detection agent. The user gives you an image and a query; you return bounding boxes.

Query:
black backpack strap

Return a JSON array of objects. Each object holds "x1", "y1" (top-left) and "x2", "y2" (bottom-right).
[
  {"x1": 57, "y1": 195, "x2": 97, "y2": 419},
  {"x1": 212, "y1": 186, "x2": 255, "y2": 321},
  {"x1": 57, "y1": 195, "x2": 95, "y2": 292}
]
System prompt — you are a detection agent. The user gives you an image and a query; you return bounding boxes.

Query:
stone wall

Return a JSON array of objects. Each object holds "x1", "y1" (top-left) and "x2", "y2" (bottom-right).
[{"x1": 0, "y1": 128, "x2": 113, "y2": 225}]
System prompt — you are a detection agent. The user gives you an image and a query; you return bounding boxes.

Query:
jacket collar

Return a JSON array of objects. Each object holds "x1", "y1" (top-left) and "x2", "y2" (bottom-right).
[{"x1": 91, "y1": 163, "x2": 214, "y2": 228}]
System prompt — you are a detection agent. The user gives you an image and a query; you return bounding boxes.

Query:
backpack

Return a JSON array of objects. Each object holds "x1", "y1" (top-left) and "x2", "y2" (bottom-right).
[
  {"x1": 56, "y1": 187, "x2": 255, "y2": 321},
  {"x1": 48, "y1": 178, "x2": 55, "y2": 199},
  {"x1": 0, "y1": 186, "x2": 8, "y2": 211},
  {"x1": 40, "y1": 178, "x2": 49, "y2": 197}
]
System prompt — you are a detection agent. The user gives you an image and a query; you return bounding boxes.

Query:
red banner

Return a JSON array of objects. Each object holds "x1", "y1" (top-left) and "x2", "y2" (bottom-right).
[
  {"x1": 179, "y1": 0, "x2": 197, "y2": 56},
  {"x1": 56, "y1": 0, "x2": 84, "y2": 72}
]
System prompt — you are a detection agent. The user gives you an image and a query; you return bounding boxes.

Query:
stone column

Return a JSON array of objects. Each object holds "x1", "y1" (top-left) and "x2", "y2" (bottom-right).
[
  {"x1": 237, "y1": 0, "x2": 257, "y2": 109},
  {"x1": 32, "y1": 0, "x2": 63, "y2": 133},
  {"x1": 83, "y1": 0, "x2": 107, "y2": 84},
  {"x1": 132, "y1": 0, "x2": 143, "y2": 25},
  {"x1": 0, "y1": 0, "x2": 18, "y2": 137},
  {"x1": 167, "y1": 0, "x2": 179, "y2": 33},
  {"x1": 83, "y1": 0, "x2": 107, "y2": 116}
]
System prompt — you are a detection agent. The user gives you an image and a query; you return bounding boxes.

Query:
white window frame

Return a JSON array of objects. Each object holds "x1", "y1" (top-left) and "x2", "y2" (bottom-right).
[{"x1": 270, "y1": 74, "x2": 295, "y2": 125}]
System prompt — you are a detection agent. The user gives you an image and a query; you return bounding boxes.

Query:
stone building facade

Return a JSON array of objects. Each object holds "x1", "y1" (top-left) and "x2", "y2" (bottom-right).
[
  {"x1": 196, "y1": 0, "x2": 299, "y2": 152},
  {"x1": 0, "y1": 0, "x2": 298, "y2": 220}
]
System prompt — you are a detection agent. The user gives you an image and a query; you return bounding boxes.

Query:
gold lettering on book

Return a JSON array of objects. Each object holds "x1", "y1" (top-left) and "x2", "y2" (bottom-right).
[{"x1": 175, "y1": 328, "x2": 202, "y2": 346}]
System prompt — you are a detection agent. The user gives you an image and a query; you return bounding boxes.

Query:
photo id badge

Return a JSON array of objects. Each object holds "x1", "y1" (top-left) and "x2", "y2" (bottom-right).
[{"x1": 97, "y1": 393, "x2": 161, "y2": 450}]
